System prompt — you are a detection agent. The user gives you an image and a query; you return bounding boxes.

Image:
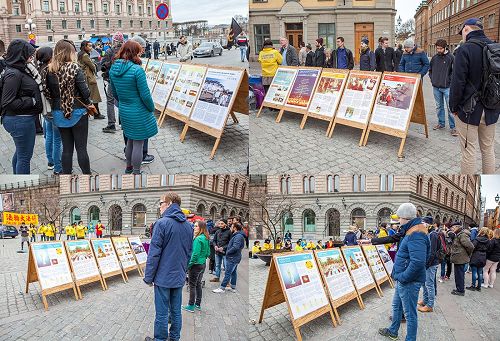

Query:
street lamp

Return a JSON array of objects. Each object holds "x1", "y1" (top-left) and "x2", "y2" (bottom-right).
[
  {"x1": 495, "y1": 193, "x2": 499, "y2": 205},
  {"x1": 24, "y1": 18, "x2": 37, "y2": 42},
  {"x1": 316, "y1": 198, "x2": 321, "y2": 210},
  {"x1": 124, "y1": 193, "x2": 129, "y2": 204},
  {"x1": 342, "y1": 197, "x2": 347, "y2": 209}
]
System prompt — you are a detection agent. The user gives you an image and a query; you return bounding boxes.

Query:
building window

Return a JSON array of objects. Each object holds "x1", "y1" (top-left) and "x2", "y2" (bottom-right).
[
  {"x1": 450, "y1": 192, "x2": 454, "y2": 208},
  {"x1": 232, "y1": 179, "x2": 239, "y2": 198},
  {"x1": 427, "y1": 178, "x2": 433, "y2": 199},
  {"x1": 140, "y1": 21, "x2": 143, "y2": 28},
  {"x1": 89, "y1": 206, "x2": 100, "y2": 224},
  {"x1": 134, "y1": 175, "x2": 141, "y2": 189},
  {"x1": 223, "y1": 175, "x2": 230, "y2": 196},
  {"x1": 75, "y1": 2, "x2": 80, "y2": 13},
  {"x1": 43, "y1": 0, "x2": 50, "y2": 11},
  {"x1": 132, "y1": 204, "x2": 147, "y2": 227},
  {"x1": 489, "y1": 14, "x2": 495, "y2": 29},
  {"x1": 303, "y1": 209, "x2": 316, "y2": 233},
  {"x1": 90, "y1": 20, "x2": 95, "y2": 29},
  {"x1": 130, "y1": 20, "x2": 133, "y2": 28},
  {"x1": 48, "y1": 36, "x2": 53, "y2": 42},
  {"x1": 118, "y1": 20, "x2": 122, "y2": 28},
  {"x1": 95, "y1": 175, "x2": 99, "y2": 191},
  {"x1": 149, "y1": 21, "x2": 152, "y2": 29},
  {"x1": 254, "y1": 24, "x2": 270, "y2": 55},
  {"x1": 327, "y1": 175, "x2": 334, "y2": 193},
  {"x1": 138, "y1": 5, "x2": 143, "y2": 15},
  {"x1": 13, "y1": 6, "x2": 20, "y2": 15},
  {"x1": 280, "y1": 175, "x2": 291, "y2": 194},
  {"x1": 115, "y1": 4, "x2": 120, "y2": 14},
  {"x1": 90, "y1": 176, "x2": 95, "y2": 191},
  {"x1": 377, "y1": 208, "x2": 393, "y2": 226},
  {"x1": 46, "y1": 20, "x2": 52, "y2": 30},
  {"x1": 455, "y1": 196, "x2": 459, "y2": 210},
  {"x1": 59, "y1": 1, "x2": 66, "y2": 12},
  {"x1": 70, "y1": 207, "x2": 82, "y2": 224},
  {"x1": 87, "y1": 2, "x2": 93, "y2": 14},
  {"x1": 351, "y1": 208, "x2": 366, "y2": 230},
  {"x1": 20, "y1": 199, "x2": 25, "y2": 206},
  {"x1": 61, "y1": 20, "x2": 67, "y2": 29},
  {"x1": 147, "y1": 6, "x2": 152, "y2": 16},
  {"x1": 241, "y1": 182, "x2": 247, "y2": 200},
  {"x1": 16, "y1": 25, "x2": 22, "y2": 32},
  {"x1": 318, "y1": 23, "x2": 336, "y2": 49},
  {"x1": 70, "y1": 177, "x2": 80, "y2": 193},
  {"x1": 303, "y1": 176, "x2": 315, "y2": 194},
  {"x1": 128, "y1": 4, "x2": 132, "y2": 15},
  {"x1": 444, "y1": 188, "x2": 449, "y2": 206},
  {"x1": 76, "y1": 20, "x2": 81, "y2": 29},
  {"x1": 436, "y1": 184, "x2": 442, "y2": 203},
  {"x1": 103, "y1": 3, "x2": 108, "y2": 14},
  {"x1": 461, "y1": 198, "x2": 464, "y2": 212},
  {"x1": 105, "y1": 20, "x2": 110, "y2": 28},
  {"x1": 199, "y1": 175, "x2": 207, "y2": 188},
  {"x1": 212, "y1": 175, "x2": 219, "y2": 192},
  {"x1": 416, "y1": 175, "x2": 424, "y2": 194},
  {"x1": 282, "y1": 212, "x2": 293, "y2": 233}
]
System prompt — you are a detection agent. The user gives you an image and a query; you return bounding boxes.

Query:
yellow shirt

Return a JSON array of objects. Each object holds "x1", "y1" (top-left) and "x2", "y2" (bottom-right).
[
  {"x1": 252, "y1": 245, "x2": 261, "y2": 255},
  {"x1": 294, "y1": 244, "x2": 303, "y2": 251},
  {"x1": 275, "y1": 242, "x2": 282, "y2": 250},
  {"x1": 378, "y1": 229, "x2": 390, "y2": 250},
  {"x1": 29, "y1": 227, "x2": 36, "y2": 237},
  {"x1": 45, "y1": 225, "x2": 54, "y2": 238},
  {"x1": 262, "y1": 242, "x2": 272, "y2": 251},
  {"x1": 37, "y1": 225, "x2": 46, "y2": 234},
  {"x1": 258, "y1": 47, "x2": 283, "y2": 77},
  {"x1": 306, "y1": 242, "x2": 316, "y2": 250},
  {"x1": 76, "y1": 225, "x2": 87, "y2": 238}
]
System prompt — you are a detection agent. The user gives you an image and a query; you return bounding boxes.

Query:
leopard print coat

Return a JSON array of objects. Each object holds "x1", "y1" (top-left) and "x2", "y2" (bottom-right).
[{"x1": 57, "y1": 62, "x2": 80, "y2": 118}]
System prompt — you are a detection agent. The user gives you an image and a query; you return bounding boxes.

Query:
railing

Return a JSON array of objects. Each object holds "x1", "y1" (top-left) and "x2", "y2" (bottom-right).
[{"x1": 0, "y1": 176, "x2": 58, "y2": 191}]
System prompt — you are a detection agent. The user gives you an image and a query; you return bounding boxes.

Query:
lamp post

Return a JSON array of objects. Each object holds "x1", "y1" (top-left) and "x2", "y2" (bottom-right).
[
  {"x1": 495, "y1": 193, "x2": 499, "y2": 205},
  {"x1": 24, "y1": 18, "x2": 37, "y2": 44}
]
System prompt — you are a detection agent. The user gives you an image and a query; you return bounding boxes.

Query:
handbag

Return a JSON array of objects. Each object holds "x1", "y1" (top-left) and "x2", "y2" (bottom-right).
[{"x1": 75, "y1": 98, "x2": 97, "y2": 116}]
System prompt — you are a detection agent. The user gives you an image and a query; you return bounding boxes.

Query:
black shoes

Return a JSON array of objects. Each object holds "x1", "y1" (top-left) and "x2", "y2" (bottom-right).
[
  {"x1": 451, "y1": 289, "x2": 465, "y2": 296},
  {"x1": 142, "y1": 154, "x2": 155, "y2": 165},
  {"x1": 94, "y1": 114, "x2": 106, "y2": 119},
  {"x1": 465, "y1": 285, "x2": 476, "y2": 291},
  {"x1": 102, "y1": 125, "x2": 116, "y2": 133},
  {"x1": 378, "y1": 328, "x2": 398, "y2": 340}
]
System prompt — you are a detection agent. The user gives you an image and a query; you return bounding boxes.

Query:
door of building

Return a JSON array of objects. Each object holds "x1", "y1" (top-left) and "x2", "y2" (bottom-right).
[
  {"x1": 354, "y1": 23, "x2": 374, "y2": 65},
  {"x1": 285, "y1": 23, "x2": 304, "y2": 50}
]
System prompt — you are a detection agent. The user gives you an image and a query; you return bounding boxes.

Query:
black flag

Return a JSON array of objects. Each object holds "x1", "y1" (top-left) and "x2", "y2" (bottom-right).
[{"x1": 227, "y1": 18, "x2": 242, "y2": 48}]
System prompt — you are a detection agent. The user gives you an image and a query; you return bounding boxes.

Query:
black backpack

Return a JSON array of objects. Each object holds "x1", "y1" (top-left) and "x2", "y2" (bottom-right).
[{"x1": 468, "y1": 39, "x2": 500, "y2": 111}]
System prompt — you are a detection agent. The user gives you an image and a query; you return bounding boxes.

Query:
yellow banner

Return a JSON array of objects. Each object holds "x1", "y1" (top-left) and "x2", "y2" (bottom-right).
[{"x1": 2, "y1": 212, "x2": 39, "y2": 225}]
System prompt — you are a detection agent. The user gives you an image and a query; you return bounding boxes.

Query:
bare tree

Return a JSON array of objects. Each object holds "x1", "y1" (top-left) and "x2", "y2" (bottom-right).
[
  {"x1": 35, "y1": 197, "x2": 75, "y2": 240},
  {"x1": 396, "y1": 18, "x2": 415, "y2": 42}
]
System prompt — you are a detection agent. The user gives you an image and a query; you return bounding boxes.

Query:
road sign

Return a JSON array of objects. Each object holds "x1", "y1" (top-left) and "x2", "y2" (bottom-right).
[
  {"x1": 156, "y1": 3, "x2": 169, "y2": 20},
  {"x1": 28, "y1": 33, "x2": 36, "y2": 40}
]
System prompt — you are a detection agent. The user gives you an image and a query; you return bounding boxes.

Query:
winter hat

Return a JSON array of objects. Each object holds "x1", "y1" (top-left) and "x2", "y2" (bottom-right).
[
  {"x1": 422, "y1": 216, "x2": 434, "y2": 225},
  {"x1": 316, "y1": 38, "x2": 324, "y2": 45},
  {"x1": 396, "y1": 203, "x2": 417, "y2": 220},
  {"x1": 361, "y1": 38, "x2": 369, "y2": 45},
  {"x1": 403, "y1": 39, "x2": 414, "y2": 48},
  {"x1": 112, "y1": 32, "x2": 124, "y2": 43},
  {"x1": 130, "y1": 35, "x2": 146, "y2": 48}
]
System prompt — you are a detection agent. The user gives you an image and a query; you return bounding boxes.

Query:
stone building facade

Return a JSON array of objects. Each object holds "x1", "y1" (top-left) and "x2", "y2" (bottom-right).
[
  {"x1": 59, "y1": 174, "x2": 249, "y2": 235},
  {"x1": 250, "y1": 174, "x2": 481, "y2": 241},
  {"x1": 248, "y1": 0, "x2": 396, "y2": 63}
]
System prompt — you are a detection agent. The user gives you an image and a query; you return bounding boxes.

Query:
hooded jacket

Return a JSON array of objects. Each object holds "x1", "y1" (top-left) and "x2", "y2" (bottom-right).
[
  {"x1": 398, "y1": 47, "x2": 430, "y2": 76},
  {"x1": 1, "y1": 39, "x2": 43, "y2": 116},
  {"x1": 487, "y1": 238, "x2": 500, "y2": 262},
  {"x1": 343, "y1": 231, "x2": 357, "y2": 246},
  {"x1": 450, "y1": 228, "x2": 474, "y2": 264},
  {"x1": 225, "y1": 230, "x2": 246, "y2": 263},
  {"x1": 359, "y1": 48, "x2": 376, "y2": 71},
  {"x1": 429, "y1": 51, "x2": 454, "y2": 88},
  {"x1": 469, "y1": 235, "x2": 489, "y2": 268},
  {"x1": 144, "y1": 203, "x2": 193, "y2": 288},
  {"x1": 109, "y1": 59, "x2": 158, "y2": 140}
]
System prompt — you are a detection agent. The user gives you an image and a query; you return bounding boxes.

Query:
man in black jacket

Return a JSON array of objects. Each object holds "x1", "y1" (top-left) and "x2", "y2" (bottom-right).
[
  {"x1": 313, "y1": 38, "x2": 326, "y2": 67},
  {"x1": 332, "y1": 37, "x2": 354, "y2": 69},
  {"x1": 394, "y1": 44, "x2": 403, "y2": 70},
  {"x1": 279, "y1": 37, "x2": 299, "y2": 66},
  {"x1": 429, "y1": 39, "x2": 456, "y2": 135},
  {"x1": 375, "y1": 37, "x2": 397, "y2": 72},
  {"x1": 305, "y1": 44, "x2": 314, "y2": 67},
  {"x1": 210, "y1": 219, "x2": 232, "y2": 283},
  {"x1": 418, "y1": 217, "x2": 441, "y2": 313},
  {"x1": 450, "y1": 18, "x2": 499, "y2": 174}
]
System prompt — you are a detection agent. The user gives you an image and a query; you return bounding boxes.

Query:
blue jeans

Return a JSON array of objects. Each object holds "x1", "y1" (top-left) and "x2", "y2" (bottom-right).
[
  {"x1": 220, "y1": 260, "x2": 239, "y2": 289},
  {"x1": 240, "y1": 46, "x2": 247, "y2": 61},
  {"x1": 214, "y1": 253, "x2": 226, "y2": 278},
  {"x1": 433, "y1": 87, "x2": 455, "y2": 128},
  {"x1": 388, "y1": 281, "x2": 422, "y2": 341},
  {"x1": 422, "y1": 265, "x2": 438, "y2": 307},
  {"x1": 2, "y1": 115, "x2": 36, "y2": 174},
  {"x1": 440, "y1": 259, "x2": 447, "y2": 277},
  {"x1": 154, "y1": 285, "x2": 182, "y2": 341},
  {"x1": 471, "y1": 266, "x2": 484, "y2": 287},
  {"x1": 43, "y1": 118, "x2": 62, "y2": 173}
]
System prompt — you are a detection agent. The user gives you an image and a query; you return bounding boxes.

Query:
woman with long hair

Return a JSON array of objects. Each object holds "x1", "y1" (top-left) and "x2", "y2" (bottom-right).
[
  {"x1": 109, "y1": 40, "x2": 157, "y2": 174},
  {"x1": 182, "y1": 220, "x2": 210, "y2": 313},
  {"x1": 483, "y1": 228, "x2": 500, "y2": 289},
  {"x1": 46, "y1": 39, "x2": 94, "y2": 174},
  {"x1": 78, "y1": 40, "x2": 104, "y2": 119}
]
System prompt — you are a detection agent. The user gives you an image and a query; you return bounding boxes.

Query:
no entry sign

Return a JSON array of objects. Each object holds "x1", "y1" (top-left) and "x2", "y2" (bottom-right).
[{"x1": 156, "y1": 3, "x2": 169, "y2": 20}]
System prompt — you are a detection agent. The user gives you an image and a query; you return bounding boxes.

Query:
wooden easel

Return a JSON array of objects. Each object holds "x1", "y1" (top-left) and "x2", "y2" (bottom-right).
[
  {"x1": 153, "y1": 62, "x2": 182, "y2": 127},
  {"x1": 300, "y1": 69, "x2": 349, "y2": 135},
  {"x1": 25, "y1": 242, "x2": 79, "y2": 311},
  {"x1": 313, "y1": 249, "x2": 364, "y2": 325},
  {"x1": 127, "y1": 237, "x2": 147, "y2": 276},
  {"x1": 140, "y1": 58, "x2": 149, "y2": 71},
  {"x1": 328, "y1": 70, "x2": 382, "y2": 146},
  {"x1": 111, "y1": 237, "x2": 142, "y2": 280},
  {"x1": 64, "y1": 240, "x2": 106, "y2": 299},
  {"x1": 259, "y1": 252, "x2": 336, "y2": 341},
  {"x1": 375, "y1": 245, "x2": 395, "y2": 287},
  {"x1": 256, "y1": 66, "x2": 298, "y2": 119},
  {"x1": 362, "y1": 72, "x2": 428, "y2": 158},
  {"x1": 361, "y1": 245, "x2": 394, "y2": 296},
  {"x1": 179, "y1": 66, "x2": 248, "y2": 159},
  {"x1": 90, "y1": 238, "x2": 127, "y2": 288}
]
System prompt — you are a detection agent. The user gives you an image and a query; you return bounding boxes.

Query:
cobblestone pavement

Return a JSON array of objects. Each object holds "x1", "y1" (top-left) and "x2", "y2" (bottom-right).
[
  {"x1": 248, "y1": 62, "x2": 500, "y2": 174},
  {"x1": 248, "y1": 252, "x2": 500, "y2": 341},
  {"x1": 0, "y1": 237, "x2": 249, "y2": 341},
  {"x1": 0, "y1": 49, "x2": 248, "y2": 175}
]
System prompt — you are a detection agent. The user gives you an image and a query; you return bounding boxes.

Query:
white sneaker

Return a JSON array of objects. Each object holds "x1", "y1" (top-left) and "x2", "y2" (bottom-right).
[
  {"x1": 228, "y1": 288, "x2": 237, "y2": 293},
  {"x1": 481, "y1": 284, "x2": 488, "y2": 288},
  {"x1": 438, "y1": 278, "x2": 444, "y2": 283},
  {"x1": 489, "y1": 285, "x2": 494, "y2": 288},
  {"x1": 212, "y1": 288, "x2": 225, "y2": 293}
]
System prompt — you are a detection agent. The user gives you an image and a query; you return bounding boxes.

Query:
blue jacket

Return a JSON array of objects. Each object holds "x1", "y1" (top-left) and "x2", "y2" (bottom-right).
[
  {"x1": 225, "y1": 231, "x2": 245, "y2": 263},
  {"x1": 392, "y1": 218, "x2": 430, "y2": 284},
  {"x1": 109, "y1": 59, "x2": 158, "y2": 140},
  {"x1": 470, "y1": 227, "x2": 478, "y2": 241},
  {"x1": 359, "y1": 48, "x2": 376, "y2": 71},
  {"x1": 449, "y1": 30, "x2": 499, "y2": 126},
  {"x1": 398, "y1": 47, "x2": 430, "y2": 77},
  {"x1": 343, "y1": 231, "x2": 357, "y2": 246},
  {"x1": 144, "y1": 203, "x2": 193, "y2": 288}
]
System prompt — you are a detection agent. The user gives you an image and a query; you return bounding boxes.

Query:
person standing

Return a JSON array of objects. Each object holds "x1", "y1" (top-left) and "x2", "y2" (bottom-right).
[
  {"x1": 87, "y1": 223, "x2": 96, "y2": 239},
  {"x1": 153, "y1": 39, "x2": 160, "y2": 59},
  {"x1": 1, "y1": 39, "x2": 43, "y2": 174},
  {"x1": 483, "y1": 228, "x2": 500, "y2": 288},
  {"x1": 145, "y1": 40, "x2": 152, "y2": 59},
  {"x1": 210, "y1": 219, "x2": 232, "y2": 283},
  {"x1": 418, "y1": 218, "x2": 441, "y2": 313},
  {"x1": 258, "y1": 39, "x2": 282, "y2": 94},
  {"x1": 182, "y1": 220, "x2": 210, "y2": 312},
  {"x1": 375, "y1": 37, "x2": 397, "y2": 72},
  {"x1": 394, "y1": 44, "x2": 403, "y2": 71},
  {"x1": 237, "y1": 34, "x2": 248, "y2": 62},
  {"x1": 359, "y1": 38, "x2": 376, "y2": 71},
  {"x1": 343, "y1": 226, "x2": 358, "y2": 246},
  {"x1": 279, "y1": 37, "x2": 299, "y2": 67},
  {"x1": 304, "y1": 44, "x2": 314, "y2": 67},
  {"x1": 110, "y1": 40, "x2": 158, "y2": 175},
  {"x1": 38, "y1": 224, "x2": 46, "y2": 242},
  {"x1": 19, "y1": 222, "x2": 29, "y2": 251},
  {"x1": 313, "y1": 38, "x2": 326, "y2": 67},
  {"x1": 332, "y1": 37, "x2": 354, "y2": 70},
  {"x1": 177, "y1": 36, "x2": 193, "y2": 63},
  {"x1": 467, "y1": 227, "x2": 490, "y2": 291},
  {"x1": 398, "y1": 39, "x2": 430, "y2": 77},
  {"x1": 429, "y1": 39, "x2": 456, "y2": 135},
  {"x1": 29, "y1": 224, "x2": 37, "y2": 243},
  {"x1": 96, "y1": 220, "x2": 105, "y2": 238},
  {"x1": 298, "y1": 42, "x2": 307, "y2": 66},
  {"x1": 208, "y1": 219, "x2": 218, "y2": 275},
  {"x1": 76, "y1": 221, "x2": 87, "y2": 240},
  {"x1": 449, "y1": 222, "x2": 474, "y2": 296},
  {"x1": 45, "y1": 222, "x2": 55, "y2": 241},
  {"x1": 324, "y1": 49, "x2": 333, "y2": 68},
  {"x1": 77, "y1": 41, "x2": 105, "y2": 120},
  {"x1": 144, "y1": 192, "x2": 193, "y2": 341},
  {"x1": 213, "y1": 223, "x2": 246, "y2": 293}
]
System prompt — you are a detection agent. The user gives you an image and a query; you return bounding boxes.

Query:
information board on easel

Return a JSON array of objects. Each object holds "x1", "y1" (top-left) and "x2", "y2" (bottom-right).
[
  {"x1": 375, "y1": 245, "x2": 395, "y2": 286},
  {"x1": 140, "y1": 58, "x2": 149, "y2": 70},
  {"x1": 145, "y1": 59, "x2": 163, "y2": 93},
  {"x1": 362, "y1": 72, "x2": 428, "y2": 158},
  {"x1": 256, "y1": 66, "x2": 298, "y2": 118},
  {"x1": 65, "y1": 240, "x2": 106, "y2": 299},
  {"x1": 153, "y1": 62, "x2": 182, "y2": 126},
  {"x1": 25, "y1": 242, "x2": 79, "y2": 310},
  {"x1": 128, "y1": 236, "x2": 147, "y2": 274},
  {"x1": 301, "y1": 69, "x2": 349, "y2": 134},
  {"x1": 112, "y1": 237, "x2": 142, "y2": 279},
  {"x1": 90, "y1": 238, "x2": 126, "y2": 288},
  {"x1": 314, "y1": 248, "x2": 363, "y2": 324},
  {"x1": 258, "y1": 252, "x2": 336, "y2": 341},
  {"x1": 329, "y1": 71, "x2": 382, "y2": 145},
  {"x1": 341, "y1": 246, "x2": 381, "y2": 301},
  {"x1": 180, "y1": 66, "x2": 247, "y2": 159},
  {"x1": 361, "y1": 244, "x2": 393, "y2": 293}
]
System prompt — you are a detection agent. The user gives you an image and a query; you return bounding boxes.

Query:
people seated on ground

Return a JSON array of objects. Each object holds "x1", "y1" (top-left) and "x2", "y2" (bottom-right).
[
  {"x1": 306, "y1": 240, "x2": 316, "y2": 250},
  {"x1": 283, "y1": 240, "x2": 292, "y2": 251},
  {"x1": 316, "y1": 240, "x2": 323, "y2": 250},
  {"x1": 295, "y1": 239, "x2": 303, "y2": 251},
  {"x1": 252, "y1": 241, "x2": 261, "y2": 259},
  {"x1": 275, "y1": 237, "x2": 283, "y2": 250},
  {"x1": 263, "y1": 239, "x2": 272, "y2": 250},
  {"x1": 326, "y1": 238, "x2": 334, "y2": 248}
]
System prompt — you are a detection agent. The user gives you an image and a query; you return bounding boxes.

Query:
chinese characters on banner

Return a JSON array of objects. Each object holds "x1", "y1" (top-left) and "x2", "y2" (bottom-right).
[{"x1": 2, "y1": 212, "x2": 39, "y2": 225}]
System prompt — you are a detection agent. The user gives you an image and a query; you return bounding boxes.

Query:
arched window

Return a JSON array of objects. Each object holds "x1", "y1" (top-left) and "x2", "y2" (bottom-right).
[
  {"x1": 241, "y1": 182, "x2": 247, "y2": 200},
  {"x1": 417, "y1": 209, "x2": 423, "y2": 217},
  {"x1": 71, "y1": 176, "x2": 80, "y2": 193},
  {"x1": 132, "y1": 204, "x2": 147, "y2": 227},
  {"x1": 70, "y1": 177, "x2": 74, "y2": 193},
  {"x1": 351, "y1": 208, "x2": 366, "y2": 229},
  {"x1": 327, "y1": 175, "x2": 334, "y2": 193},
  {"x1": 377, "y1": 208, "x2": 392, "y2": 226},
  {"x1": 436, "y1": 184, "x2": 442, "y2": 203},
  {"x1": 427, "y1": 178, "x2": 433, "y2": 199},
  {"x1": 220, "y1": 208, "x2": 227, "y2": 219},
  {"x1": 88, "y1": 206, "x2": 100, "y2": 225},
  {"x1": 230, "y1": 209, "x2": 236, "y2": 217},
  {"x1": 95, "y1": 175, "x2": 99, "y2": 191},
  {"x1": 232, "y1": 179, "x2": 239, "y2": 198},
  {"x1": 416, "y1": 175, "x2": 423, "y2": 194},
  {"x1": 303, "y1": 176, "x2": 309, "y2": 193},
  {"x1": 303, "y1": 209, "x2": 316, "y2": 232},
  {"x1": 70, "y1": 207, "x2": 81, "y2": 224},
  {"x1": 212, "y1": 175, "x2": 219, "y2": 192},
  {"x1": 455, "y1": 196, "x2": 459, "y2": 210},
  {"x1": 461, "y1": 198, "x2": 464, "y2": 212},
  {"x1": 223, "y1": 175, "x2": 230, "y2": 196},
  {"x1": 90, "y1": 176, "x2": 95, "y2": 191},
  {"x1": 444, "y1": 188, "x2": 449, "y2": 206},
  {"x1": 450, "y1": 192, "x2": 454, "y2": 208},
  {"x1": 353, "y1": 175, "x2": 359, "y2": 192},
  {"x1": 281, "y1": 176, "x2": 287, "y2": 194},
  {"x1": 109, "y1": 205, "x2": 122, "y2": 232},
  {"x1": 309, "y1": 176, "x2": 315, "y2": 193},
  {"x1": 326, "y1": 209, "x2": 340, "y2": 237},
  {"x1": 286, "y1": 177, "x2": 292, "y2": 194},
  {"x1": 282, "y1": 212, "x2": 293, "y2": 234},
  {"x1": 334, "y1": 175, "x2": 340, "y2": 192},
  {"x1": 281, "y1": 175, "x2": 292, "y2": 194},
  {"x1": 210, "y1": 206, "x2": 217, "y2": 221},
  {"x1": 196, "y1": 204, "x2": 205, "y2": 217}
]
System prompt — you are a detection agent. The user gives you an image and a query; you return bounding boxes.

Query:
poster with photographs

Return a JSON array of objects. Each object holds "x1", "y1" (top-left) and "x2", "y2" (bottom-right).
[
  {"x1": 140, "y1": 58, "x2": 149, "y2": 70},
  {"x1": 112, "y1": 237, "x2": 137, "y2": 269},
  {"x1": 264, "y1": 67, "x2": 298, "y2": 106},
  {"x1": 342, "y1": 247, "x2": 375, "y2": 290},
  {"x1": 275, "y1": 253, "x2": 329, "y2": 320},
  {"x1": 166, "y1": 64, "x2": 206, "y2": 117},
  {"x1": 337, "y1": 73, "x2": 380, "y2": 124},
  {"x1": 376, "y1": 245, "x2": 394, "y2": 275},
  {"x1": 190, "y1": 68, "x2": 243, "y2": 130},
  {"x1": 285, "y1": 69, "x2": 320, "y2": 109},
  {"x1": 362, "y1": 245, "x2": 387, "y2": 281},
  {"x1": 32, "y1": 242, "x2": 73, "y2": 289},
  {"x1": 128, "y1": 237, "x2": 147, "y2": 264},
  {"x1": 91, "y1": 239, "x2": 121, "y2": 274},
  {"x1": 0, "y1": 193, "x2": 15, "y2": 211},
  {"x1": 316, "y1": 249, "x2": 356, "y2": 301},
  {"x1": 308, "y1": 71, "x2": 348, "y2": 118},
  {"x1": 66, "y1": 240, "x2": 100, "y2": 281},
  {"x1": 151, "y1": 63, "x2": 181, "y2": 107},
  {"x1": 145, "y1": 60, "x2": 163, "y2": 92},
  {"x1": 370, "y1": 74, "x2": 418, "y2": 131}
]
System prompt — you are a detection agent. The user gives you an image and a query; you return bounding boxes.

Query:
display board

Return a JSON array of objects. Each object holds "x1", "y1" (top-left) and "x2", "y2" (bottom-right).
[
  {"x1": 90, "y1": 238, "x2": 126, "y2": 286},
  {"x1": 128, "y1": 236, "x2": 147, "y2": 275},
  {"x1": 341, "y1": 246, "x2": 381, "y2": 298},
  {"x1": 145, "y1": 59, "x2": 163, "y2": 92},
  {"x1": 329, "y1": 71, "x2": 381, "y2": 145},
  {"x1": 375, "y1": 245, "x2": 395, "y2": 284},
  {"x1": 363, "y1": 72, "x2": 428, "y2": 158},
  {"x1": 302, "y1": 69, "x2": 349, "y2": 133},
  {"x1": 140, "y1": 58, "x2": 149, "y2": 70},
  {"x1": 154, "y1": 62, "x2": 181, "y2": 122},
  {"x1": 112, "y1": 237, "x2": 142, "y2": 278},
  {"x1": 361, "y1": 245, "x2": 392, "y2": 292},
  {"x1": 25, "y1": 242, "x2": 78, "y2": 310},
  {"x1": 65, "y1": 240, "x2": 106, "y2": 299},
  {"x1": 259, "y1": 252, "x2": 336, "y2": 341},
  {"x1": 256, "y1": 66, "x2": 298, "y2": 117}
]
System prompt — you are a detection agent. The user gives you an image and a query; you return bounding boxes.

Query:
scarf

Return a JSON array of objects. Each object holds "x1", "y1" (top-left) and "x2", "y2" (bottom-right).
[
  {"x1": 25, "y1": 62, "x2": 51, "y2": 116},
  {"x1": 56, "y1": 62, "x2": 79, "y2": 119}
]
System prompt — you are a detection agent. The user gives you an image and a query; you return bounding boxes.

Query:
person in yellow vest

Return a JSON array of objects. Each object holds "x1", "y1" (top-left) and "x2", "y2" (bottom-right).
[
  {"x1": 76, "y1": 221, "x2": 87, "y2": 240},
  {"x1": 251, "y1": 241, "x2": 262, "y2": 259},
  {"x1": 29, "y1": 224, "x2": 37, "y2": 243},
  {"x1": 64, "y1": 224, "x2": 73, "y2": 240},
  {"x1": 294, "y1": 239, "x2": 303, "y2": 251},
  {"x1": 258, "y1": 39, "x2": 283, "y2": 94},
  {"x1": 306, "y1": 240, "x2": 316, "y2": 250},
  {"x1": 45, "y1": 223, "x2": 54, "y2": 241},
  {"x1": 37, "y1": 224, "x2": 46, "y2": 241},
  {"x1": 377, "y1": 223, "x2": 391, "y2": 250},
  {"x1": 274, "y1": 237, "x2": 282, "y2": 250},
  {"x1": 316, "y1": 240, "x2": 324, "y2": 250},
  {"x1": 262, "y1": 239, "x2": 272, "y2": 251}
]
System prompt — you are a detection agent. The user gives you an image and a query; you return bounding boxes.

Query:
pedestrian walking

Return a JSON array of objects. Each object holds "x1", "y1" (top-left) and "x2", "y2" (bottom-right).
[
  {"x1": 258, "y1": 39, "x2": 282, "y2": 94},
  {"x1": 418, "y1": 217, "x2": 441, "y2": 313},
  {"x1": 77, "y1": 41, "x2": 105, "y2": 119},
  {"x1": 313, "y1": 38, "x2": 326, "y2": 67},
  {"x1": 332, "y1": 37, "x2": 354, "y2": 69},
  {"x1": 153, "y1": 39, "x2": 160, "y2": 59},
  {"x1": 449, "y1": 222, "x2": 474, "y2": 296},
  {"x1": 144, "y1": 192, "x2": 193, "y2": 341},
  {"x1": 210, "y1": 219, "x2": 232, "y2": 283},
  {"x1": 466, "y1": 227, "x2": 490, "y2": 291},
  {"x1": 398, "y1": 39, "x2": 429, "y2": 77},
  {"x1": 483, "y1": 228, "x2": 500, "y2": 288},
  {"x1": 359, "y1": 38, "x2": 376, "y2": 71},
  {"x1": 279, "y1": 37, "x2": 299, "y2": 66},
  {"x1": 375, "y1": 37, "x2": 397, "y2": 72},
  {"x1": 177, "y1": 36, "x2": 193, "y2": 62},
  {"x1": 237, "y1": 33, "x2": 248, "y2": 62},
  {"x1": 19, "y1": 222, "x2": 29, "y2": 251}
]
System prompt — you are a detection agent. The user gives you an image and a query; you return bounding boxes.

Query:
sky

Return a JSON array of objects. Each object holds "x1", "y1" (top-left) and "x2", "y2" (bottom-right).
[
  {"x1": 481, "y1": 175, "x2": 500, "y2": 210},
  {"x1": 170, "y1": 0, "x2": 247, "y2": 25},
  {"x1": 395, "y1": 0, "x2": 422, "y2": 22}
]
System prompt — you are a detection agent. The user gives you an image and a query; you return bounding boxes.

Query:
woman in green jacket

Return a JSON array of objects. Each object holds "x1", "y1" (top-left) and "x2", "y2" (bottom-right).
[{"x1": 182, "y1": 221, "x2": 210, "y2": 313}]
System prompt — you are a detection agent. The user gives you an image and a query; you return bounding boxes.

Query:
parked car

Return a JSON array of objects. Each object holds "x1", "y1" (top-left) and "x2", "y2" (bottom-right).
[
  {"x1": 193, "y1": 42, "x2": 223, "y2": 58},
  {"x1": 0, "y1": 225, "x2": 19, "y2": 238}
]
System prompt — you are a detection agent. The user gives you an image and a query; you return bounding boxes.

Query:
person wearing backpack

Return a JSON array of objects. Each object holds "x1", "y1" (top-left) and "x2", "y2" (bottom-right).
[
  {"x1": 418, "y1": 217, "x2": 441, "y2": 313},
  {"x1": 438, "y1": 224, "x2": 452, "y2": 282},
  {"x1": 449, "y1": 18, "x2": 500, "y2": 174},
  {"x1": 466, "y1": 227, "x2": 490, "y2": 291},
  {"x1": 449, "y1": 222, "x2": 475, "y2": 296}
]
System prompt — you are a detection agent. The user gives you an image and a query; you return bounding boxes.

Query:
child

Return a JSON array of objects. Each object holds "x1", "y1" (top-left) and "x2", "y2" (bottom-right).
[{"x1": 252, "y1": 241, "x2": 262, "y2": 259}]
